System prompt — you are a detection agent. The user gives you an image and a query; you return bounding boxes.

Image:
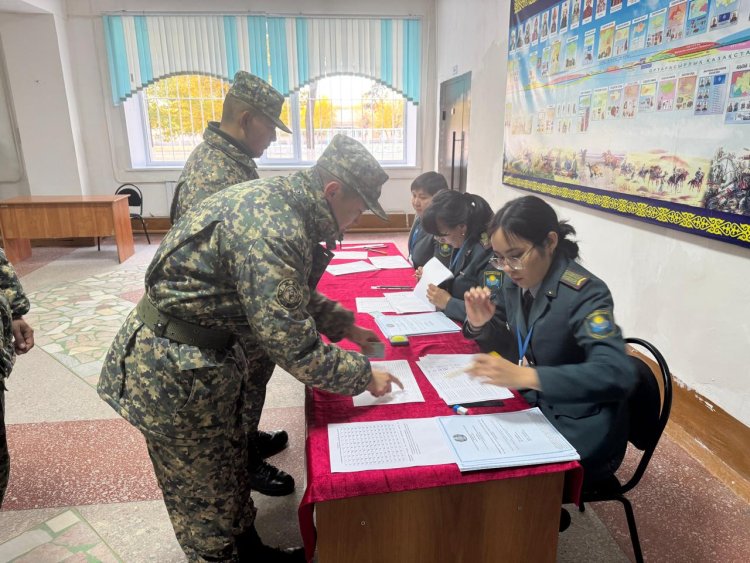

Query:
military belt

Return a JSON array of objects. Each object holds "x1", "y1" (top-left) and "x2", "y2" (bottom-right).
[{"x1": 135, "y1": 297, "x2": 233, "y2": 350}]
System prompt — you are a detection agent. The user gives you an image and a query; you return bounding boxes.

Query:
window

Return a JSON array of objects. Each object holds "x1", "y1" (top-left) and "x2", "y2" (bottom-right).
[{"x1": 124, "y1": 74, "x2": 417, "y2": 168}]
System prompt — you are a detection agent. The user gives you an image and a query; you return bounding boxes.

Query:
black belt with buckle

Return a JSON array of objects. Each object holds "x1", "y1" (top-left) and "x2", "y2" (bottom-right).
[{"x1": 135, "y1": 296, "x2": 233, "y2": 350}]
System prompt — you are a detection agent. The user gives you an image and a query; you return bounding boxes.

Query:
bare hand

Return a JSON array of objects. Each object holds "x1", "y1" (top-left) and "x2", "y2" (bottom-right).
[
  {"x1": 366, "y1": 368, "x2": 404, "y2": 397},
  {"x1": 414, "y1": 266, "x2": 423, "y2": 280},
  {"x1": 11, "y1": 318, "x2": 34, "y2": 354},
  {"x1": 346, "y1": 325, "x2": 381, "y2": 354},
  {"x1": 426, "y1": 284, "x2": 451, "y2": 310},
  {"x1": 464, "y1": 286, "x2": 496, "y2": 329},
  {"x1": 466, "y1": 353, "x2": 540, "y2": 390}
]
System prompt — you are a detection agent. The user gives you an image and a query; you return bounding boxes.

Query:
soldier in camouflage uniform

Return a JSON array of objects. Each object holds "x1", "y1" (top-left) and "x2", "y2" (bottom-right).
[
  {"x1": 0, "y1": 249, "x2": 34, "y2": 508},
  {"x1": 99, "y1": 135, "x2": 401, "y2": 562},
  {"x1": 170, "y1": 71, "x2": 296, "y2": 497}
]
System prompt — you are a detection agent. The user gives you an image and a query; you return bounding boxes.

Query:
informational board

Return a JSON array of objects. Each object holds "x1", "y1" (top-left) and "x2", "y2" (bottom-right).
[{"x1": 503, "y1": 0, "x2": 750, "y2": 248}]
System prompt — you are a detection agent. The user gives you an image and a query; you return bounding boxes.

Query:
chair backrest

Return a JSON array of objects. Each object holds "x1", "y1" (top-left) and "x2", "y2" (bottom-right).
[
  {"x1": 115, "y1": 183, "x2": 144, "y2": 214},
  {"x1": 621, "y1": 337, "x2": 673, "y2": 494}
]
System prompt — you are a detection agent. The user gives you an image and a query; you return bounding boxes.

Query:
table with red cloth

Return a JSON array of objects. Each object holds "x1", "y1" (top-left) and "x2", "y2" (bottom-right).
[{"x1": 298, "y1": 242, "x2": 583, "y2": 563}]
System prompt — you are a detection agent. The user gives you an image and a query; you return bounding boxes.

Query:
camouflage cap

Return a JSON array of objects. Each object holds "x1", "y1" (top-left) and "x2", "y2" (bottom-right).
[
  {"x1": 228, "y1": 71, "x2": 292, "y2": 133},
  {"x1": 316, "y1": 134, "x2": 389, "y2": 221}
]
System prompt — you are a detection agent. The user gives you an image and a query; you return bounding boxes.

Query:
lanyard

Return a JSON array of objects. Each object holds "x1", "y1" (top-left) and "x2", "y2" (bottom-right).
[
  {"x1": 450, "y1": 240, "x2": 468, "y2": 270},
  {"x1": 516, "y1": 325, "x2": 534, "y2": 366},
  {"x1": 410, "y1": 224, "x2": 420, "y2": 251}
]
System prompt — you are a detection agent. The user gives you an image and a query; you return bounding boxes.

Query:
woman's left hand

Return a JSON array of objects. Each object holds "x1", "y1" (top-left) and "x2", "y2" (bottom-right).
[
  {"x1": 426, "y1": 284, "x2": 451, "y2": 310},
  {"x1": 466, "y1": 353, "x2": 541, "y2": 390}
]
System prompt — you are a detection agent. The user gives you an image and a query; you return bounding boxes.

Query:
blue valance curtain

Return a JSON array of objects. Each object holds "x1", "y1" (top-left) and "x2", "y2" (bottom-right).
[{"x1": 103, "y1": 14, "x2": 421, "y2": 105}]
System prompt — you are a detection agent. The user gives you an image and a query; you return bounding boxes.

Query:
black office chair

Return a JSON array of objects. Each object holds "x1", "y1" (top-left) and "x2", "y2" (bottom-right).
[
  {"x1": 579, "y1": 337, "x2": 672, "y2": 563},
  {"x1": 115, "y1": 183, "x2": 151, "y2": 245}
]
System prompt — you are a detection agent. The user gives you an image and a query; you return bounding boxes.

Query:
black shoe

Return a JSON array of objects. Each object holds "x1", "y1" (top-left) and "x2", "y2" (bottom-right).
[
  {"x1": 559, "y1": 507, "x2": 571, "y2": 532},
  {"x1": 249, "y1": 459, "x2": 295, "y2": 496},
  {"x1": 257, "y1": 429, "x2": 289, "y2": 459},
  {"x1": 260, "y1": 545, "x2": 306, "y2": 562}
]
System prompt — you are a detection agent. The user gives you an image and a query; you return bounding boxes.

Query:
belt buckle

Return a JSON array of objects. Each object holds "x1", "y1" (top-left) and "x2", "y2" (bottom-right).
[{"x1": 153, "y1": 319, "x2": 168, "y2": 337}]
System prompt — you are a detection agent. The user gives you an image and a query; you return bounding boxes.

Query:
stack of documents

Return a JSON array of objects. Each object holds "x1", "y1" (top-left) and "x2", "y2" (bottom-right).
[
  {"x1": 383, "y1": 292, "x2": 436, "y2": 313},
  {"x1": 327, "y1": 407, "x2": 579, "y2": 473},
  {"x1": 372, "y1": 312, "x2": 461, "y2": 338},
  {"x1": 417, "y1": 354, "x2": 513, "y2": 405},
  {"x1": 327, "y1": 260, "x2": 380, "y2": 276},
  {"x1": 436, "y1": 408, "x2": 580, "y2": 471},
  {"x1": 369, "y1": 255, "x2": 412, "y2": 269}
]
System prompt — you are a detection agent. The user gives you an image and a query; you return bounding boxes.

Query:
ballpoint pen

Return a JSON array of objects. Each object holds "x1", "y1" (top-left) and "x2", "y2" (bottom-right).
[
  {"x1": 368, "y1": 248, "x2": 388, "y2": 255},
  {"x1": 371, "y1": 285, "x2": 413, "y2": 290}
]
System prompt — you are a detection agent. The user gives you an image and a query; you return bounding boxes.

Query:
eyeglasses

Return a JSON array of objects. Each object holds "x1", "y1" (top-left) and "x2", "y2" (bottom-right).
[{"x1": 489, "y1": 246, "x2": 535, "y2": 271}]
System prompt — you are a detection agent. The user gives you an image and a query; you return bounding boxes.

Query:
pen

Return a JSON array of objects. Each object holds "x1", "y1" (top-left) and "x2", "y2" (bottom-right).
[
  {"x1": 452, "y1": 405, "x2": 470, "y2": 415},
  {"x1": 368, "y1": 248, "x2": 388, "y2": 255},
  {"x1": 371, "y1": 285, "x2": 413, "y2": 290}
]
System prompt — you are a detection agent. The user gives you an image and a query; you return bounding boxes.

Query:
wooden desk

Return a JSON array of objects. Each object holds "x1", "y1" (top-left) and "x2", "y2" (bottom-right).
[
  {"x1": 0, "y1": 195, "x2": 134, "y2": 263},
  {"x1": 301, "y1": 242, "x2": 582, "y2": 563},
  {"x1": 316, "y1": 473, "x2": 564, "y2": 563}
]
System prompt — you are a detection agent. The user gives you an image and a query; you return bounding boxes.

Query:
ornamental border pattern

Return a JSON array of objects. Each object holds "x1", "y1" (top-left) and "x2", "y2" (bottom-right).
[{"x1": 503, "y1": 174, "x2": 750, "y2": 249}]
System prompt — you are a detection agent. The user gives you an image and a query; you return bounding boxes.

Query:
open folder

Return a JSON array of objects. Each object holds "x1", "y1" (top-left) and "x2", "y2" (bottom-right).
[{"x1": 328, "y1": 407, "x2": 579, "y2": 473}]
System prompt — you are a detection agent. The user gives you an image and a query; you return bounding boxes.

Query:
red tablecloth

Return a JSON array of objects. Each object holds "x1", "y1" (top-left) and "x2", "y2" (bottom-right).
[{"x1": 297, "y1": 242, "x2": 583, "y2": 561}]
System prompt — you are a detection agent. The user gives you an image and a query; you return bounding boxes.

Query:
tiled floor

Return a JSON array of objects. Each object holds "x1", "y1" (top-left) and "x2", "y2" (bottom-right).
[{"x1": 0, "y1": 234, "x2": 748, "y2": 562}]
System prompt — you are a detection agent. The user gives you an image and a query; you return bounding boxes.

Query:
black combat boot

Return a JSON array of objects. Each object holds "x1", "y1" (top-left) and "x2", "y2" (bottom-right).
[
  {"x1": 236, "y1": 526, "x2": 306, "y2": 562},
  {"x1": 257, "y1": 429, "x2": 289, "y2": 458},
  {"x1": 248, "y1": 434, "x2": 295, "y2": 496}
]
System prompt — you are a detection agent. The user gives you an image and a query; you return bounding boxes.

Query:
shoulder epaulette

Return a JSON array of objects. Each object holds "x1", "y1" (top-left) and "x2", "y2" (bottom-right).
[
  {"x1": 480, "y1": 232, "x2": 491, "y2": 249},
  {"x1": 560, "y1": 268, "x2": 589, "y2": 290}
]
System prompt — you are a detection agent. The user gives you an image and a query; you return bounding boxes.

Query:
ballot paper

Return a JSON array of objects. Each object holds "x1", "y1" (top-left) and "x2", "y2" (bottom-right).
[
  {"x1": 413, "y1": 257, "x2": 454, "y2": 304},
  {"x1": 418, "y1": 354, "x2": 513, "y2": 405},
  {"x1": 356, "y1": 297, "x2": 397, "y2": 314},
  {"x1": 327, "y1": 260, "x2": 380, "y2": 276},
  {"x1": 352, "y1": 360, "x2": 425, "y2": 407},
  {"x1": 328, "y1": 417, "x2": 454, "y2": 472},
  {"x1": 328, "y1": 407, "x2": 579, "y2": 473},
  {"x1": 368, "y1": 255, "x2": 413, "y2": 269},
  {"x1": 383, "y1": 292, "x2": 436, "y2": 314},
  {"x1": 436, "y1": 408, "x2": 580, "y2": 471},
  {"x1": 372, "y1": 312, "x2": 461, "y2": 338},
  {"x1": 331, "y1": 251, "x2": 369, "y2": 260}
]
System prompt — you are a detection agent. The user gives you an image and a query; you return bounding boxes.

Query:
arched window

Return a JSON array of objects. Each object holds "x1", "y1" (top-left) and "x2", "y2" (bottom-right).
[{"x1": 124, "y1": 74, "x2": 415, "y2": 167}]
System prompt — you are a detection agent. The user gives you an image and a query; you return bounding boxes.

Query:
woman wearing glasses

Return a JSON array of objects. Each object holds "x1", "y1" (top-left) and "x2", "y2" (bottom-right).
[
  {"x1": 419, "y1": 190, "x2": 501, "y2": 322},
  {"x1": 463, "y1": 195, "x2": 636, "y2": 485}
]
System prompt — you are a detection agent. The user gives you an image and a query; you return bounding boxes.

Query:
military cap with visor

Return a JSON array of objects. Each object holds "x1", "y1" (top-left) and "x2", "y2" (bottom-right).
[
  {"x1": 228, "y1": 70, "x2": 292, "y2": 133},
  {"x1": 316, "y1": 134, "x2": 389, "y2": 221}
]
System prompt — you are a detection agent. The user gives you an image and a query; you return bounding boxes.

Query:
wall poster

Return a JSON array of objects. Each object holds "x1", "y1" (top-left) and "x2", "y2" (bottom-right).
[{"x1": 503, "y1": 0, "x2": 750, "y2": 248}]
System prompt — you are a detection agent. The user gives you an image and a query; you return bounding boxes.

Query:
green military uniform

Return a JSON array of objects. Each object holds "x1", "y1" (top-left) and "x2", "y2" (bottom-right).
[
  {"x1": 441, "y1": 234, "x2": 501, "y2": 322},
  {"x1": 170, "y1": 123, "x2": 260, "y2": 223},
  {"x1": 464, "y1": 254, "x2": 637, "y2": 482},
  {"x1": 99, "y1": 135, "x2": 388, "y2": 561},
  {"x1": 170, "y1": 70, "x2": 291, "y2": 224},
  {"x1": 0, "y1": 249, "x2": 30, "y2": 508},
  {"x1": 408, "y1": 217, "x2": 452, "y2": 269}
]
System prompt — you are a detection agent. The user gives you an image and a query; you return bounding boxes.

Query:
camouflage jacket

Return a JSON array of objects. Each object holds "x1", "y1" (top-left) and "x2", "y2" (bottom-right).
[
  {"x1": 0, "y1": 249, "x2": 30, "y2": 381},
  {"x1": 170, "y1": 122, "x2": 259, "y2": 223},
  {"x1": 99, "y1": 169, "x2": 371, "y2": 440}
]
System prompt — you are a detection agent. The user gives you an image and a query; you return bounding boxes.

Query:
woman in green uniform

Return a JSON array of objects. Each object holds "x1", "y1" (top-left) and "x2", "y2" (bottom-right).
[{"x1": 463, "y1": 195, "x2": 637, "y2": 483}]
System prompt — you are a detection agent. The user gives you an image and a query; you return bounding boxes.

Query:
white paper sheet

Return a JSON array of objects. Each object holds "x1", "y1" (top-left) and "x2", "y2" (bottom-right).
[
  {"x1": 368, "y1": 255, "x2": 413, "y2": 269},
  {"x1": 383, "y1": 292, "x2": 436, "y2": 313},
  {"x1": 372, "y1": 312, "x2": 461, "y2": 338},
  {"x1": 356, "y1": 297, "x2": 397, "y2": 314},
  {"x1": 418, "y1": 354, "x2": 514, "y2": 405},
  {"x1": 331, "y1": 251, "x2": 369, "y2": 260},
  {"x1": 436, "y1": 408, "x2": 580, "y2": 472},
  {"x1": 413, "y1": 257, "x2": 454, "y2": 305},
  {"x1": 352, "y1": 360, "x2": 425, "y2": 407},
  {"x1": 328, "y1": 417, "x2": 454, "y2": 472},
  {"x1": 327, "y1": 260, "x2": 380, "y2": 276}
]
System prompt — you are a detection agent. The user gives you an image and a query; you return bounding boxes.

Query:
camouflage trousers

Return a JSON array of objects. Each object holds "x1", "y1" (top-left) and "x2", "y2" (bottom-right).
[
  {"x1": 146, "y1": 428, "x2": 257, "y2": 562},
  {"x1": 0, "y1": 382, "x2": 8, "y2": 508}
]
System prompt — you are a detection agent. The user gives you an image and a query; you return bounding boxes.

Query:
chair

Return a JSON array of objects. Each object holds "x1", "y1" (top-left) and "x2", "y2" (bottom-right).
[
  {"x1": 106, "y1": 183, "x2": 150, "y2": 247},
  {"x1": 579, "y1": 337, "x2": 673, "y2": 563}
]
